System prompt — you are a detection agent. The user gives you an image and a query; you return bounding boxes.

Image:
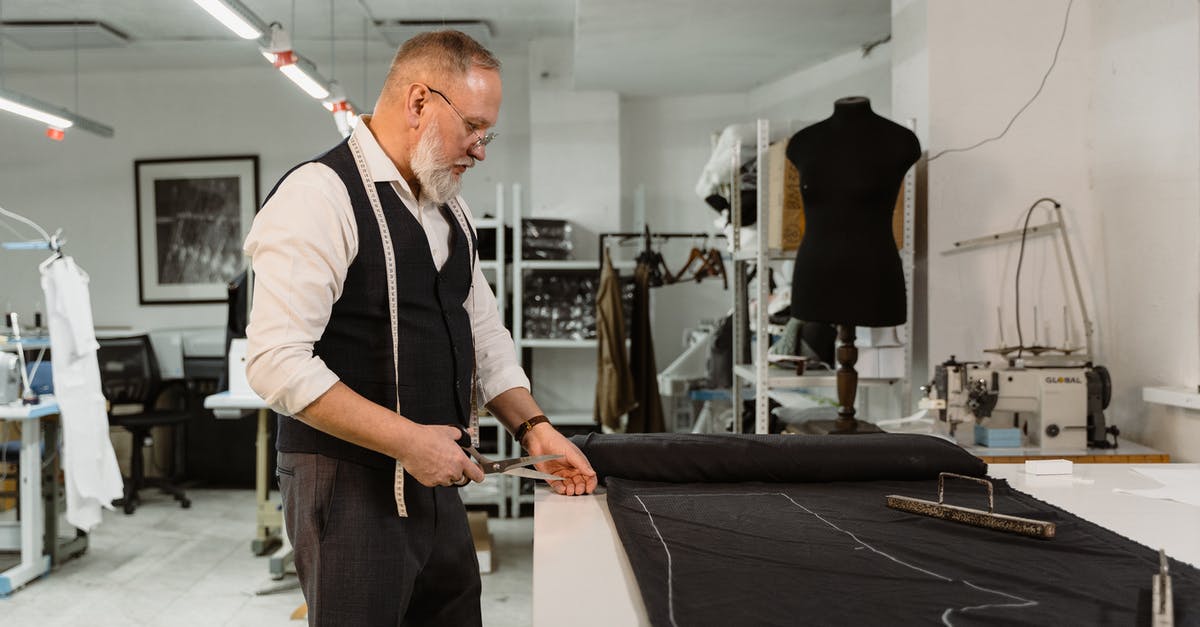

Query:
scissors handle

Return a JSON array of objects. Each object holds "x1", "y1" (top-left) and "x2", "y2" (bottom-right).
[
  {"x1": 451, "y1": 424, "x2": 473, "y2": 448},
  {"x1": 450, "y1": 424, "x2": 501, "y2": 470}
]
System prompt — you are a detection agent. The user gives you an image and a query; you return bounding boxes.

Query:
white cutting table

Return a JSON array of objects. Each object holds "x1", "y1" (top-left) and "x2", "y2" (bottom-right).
[
  {"x1": 0, "y1": 397, "x2": 58, "y2": 596},
  {"x1": 202, "y1": 390, "x2": 293, "y2": 580},
  {"x1": 533, "y1": 463, "x2": 1200, "y2": 626}
]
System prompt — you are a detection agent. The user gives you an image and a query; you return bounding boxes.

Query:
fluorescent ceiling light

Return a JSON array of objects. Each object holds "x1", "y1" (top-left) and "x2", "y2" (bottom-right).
[
  {"x1": 278, "y1": 57, "x2": 331, "y2": 99},
  {"x1": 261, "y1": 25, "x2": 328, "y2": 99},
  {"x1": 0, "y1": 86, "x2": 114, "y2": 138},
  {"x1": 192, "y1": 0, "x2": 266, "y2": 40},
  {"x1": 0, "y1": 95, "x2": 73, "y2": 128}
]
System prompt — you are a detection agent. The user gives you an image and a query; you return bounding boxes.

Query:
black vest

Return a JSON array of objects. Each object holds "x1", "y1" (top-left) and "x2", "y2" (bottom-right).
[{"x1": 267, "y1": 139, "x2": 476, "y2": 469}]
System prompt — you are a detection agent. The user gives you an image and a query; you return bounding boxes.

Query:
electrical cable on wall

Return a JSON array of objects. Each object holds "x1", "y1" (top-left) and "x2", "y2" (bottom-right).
[
  {"x1": 1014, "y1": 197, "x2": 1061, "y2": 358},
  {"x1": 926, "y1": 0, "x2": 1074, "y2": 162}
]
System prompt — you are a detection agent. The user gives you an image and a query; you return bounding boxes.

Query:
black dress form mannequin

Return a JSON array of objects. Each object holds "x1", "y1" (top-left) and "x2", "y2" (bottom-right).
[{"x1": 787, "y1": 96, "x2": 920, "y2": 433}]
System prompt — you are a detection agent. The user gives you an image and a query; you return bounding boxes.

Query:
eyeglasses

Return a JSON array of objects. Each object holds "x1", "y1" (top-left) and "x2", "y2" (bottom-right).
[{"x1": 426, "y1": 86, "x2": 497, "y2": 150}]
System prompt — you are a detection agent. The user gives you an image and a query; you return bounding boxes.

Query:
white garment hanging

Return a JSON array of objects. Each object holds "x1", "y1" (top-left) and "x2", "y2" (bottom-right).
[{"x1": 40, "y1": 255, "x2": 124, "y2": 532}]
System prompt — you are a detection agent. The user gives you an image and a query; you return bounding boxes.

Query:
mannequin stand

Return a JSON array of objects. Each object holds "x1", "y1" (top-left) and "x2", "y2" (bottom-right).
[{"x1": 798, "y1": 325, "x2": 882, "y2": 435}]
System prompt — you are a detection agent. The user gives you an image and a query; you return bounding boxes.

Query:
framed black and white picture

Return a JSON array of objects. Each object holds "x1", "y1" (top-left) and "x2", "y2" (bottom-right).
[{"x1": 134, "y1": 155, "x2": 259, "y2": 304}]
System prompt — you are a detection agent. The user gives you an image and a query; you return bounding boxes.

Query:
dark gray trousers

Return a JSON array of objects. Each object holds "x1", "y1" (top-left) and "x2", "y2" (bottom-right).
[{"x1": 277, "y1": 452, "x2": 482, "y2": 627}]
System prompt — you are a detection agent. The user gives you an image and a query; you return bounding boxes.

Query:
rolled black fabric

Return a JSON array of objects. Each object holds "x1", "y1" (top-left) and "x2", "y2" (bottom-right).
[{"x1": 569, "y1": 432, "x2": 986, "y2": 484}]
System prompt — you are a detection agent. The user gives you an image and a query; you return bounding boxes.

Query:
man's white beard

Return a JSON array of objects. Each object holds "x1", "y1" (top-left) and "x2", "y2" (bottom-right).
[{"x1": 412, "y1": 119, "x2": 472, "y2": 204}]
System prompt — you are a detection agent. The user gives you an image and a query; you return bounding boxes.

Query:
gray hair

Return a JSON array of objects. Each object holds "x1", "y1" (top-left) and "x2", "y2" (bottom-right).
[{"x1": 382, "y1": 30, "x2": 500, "y2": 97}]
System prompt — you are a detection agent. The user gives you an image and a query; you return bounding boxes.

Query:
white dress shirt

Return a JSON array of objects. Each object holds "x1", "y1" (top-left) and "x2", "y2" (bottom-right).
[{"x1": 244, "y1": 116, "x2": 528, "y2": 417}]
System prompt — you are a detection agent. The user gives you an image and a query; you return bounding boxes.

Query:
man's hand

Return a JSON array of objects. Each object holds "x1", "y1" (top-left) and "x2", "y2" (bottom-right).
[
  {"x1": 523, "y1": 424, "x2": 598, "y2": 496},
  {"x1": 396, "y1": 424, "x2": 486, "y2": 487}
]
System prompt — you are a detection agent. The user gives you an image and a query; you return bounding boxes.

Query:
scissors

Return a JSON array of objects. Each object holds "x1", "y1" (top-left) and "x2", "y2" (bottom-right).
[{"x1": 453, "y1": 425, "x2": 563, "y2": 481}]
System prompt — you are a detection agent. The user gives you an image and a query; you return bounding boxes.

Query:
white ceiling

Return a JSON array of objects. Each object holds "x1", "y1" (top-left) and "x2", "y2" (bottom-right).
[{"x1": 0, "y1": 0, "x2": 891, "y2": 97}]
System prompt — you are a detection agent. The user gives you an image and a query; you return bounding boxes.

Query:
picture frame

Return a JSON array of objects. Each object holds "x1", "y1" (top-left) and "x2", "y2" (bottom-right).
[{"x1": 134, "y1": 155, "x2": 259, "y2": 304}]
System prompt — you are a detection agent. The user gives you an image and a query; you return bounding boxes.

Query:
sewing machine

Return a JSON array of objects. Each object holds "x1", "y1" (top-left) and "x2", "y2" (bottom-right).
[{"x1": 923, "y1": 355, "x2": 1116, "y2": 450}]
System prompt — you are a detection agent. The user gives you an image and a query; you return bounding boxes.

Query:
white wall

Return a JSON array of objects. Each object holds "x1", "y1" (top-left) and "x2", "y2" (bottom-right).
[
  {"x1": 0, "y1": 48, "x2": 531, "y2": 335},
  {"x1": 915, "y1": 0, "x2": 1200, "y2": 460},
  {"x1": 925, "y1": 0, "x2": 1094, "y2": 365},
  {"x1": 522, "y1": 38, "x2": 623, "y2": 413},
  {"x1": 1088, "y1": 0, "x2": 1200, "y2": 459},
  {"x1": 527, "y1": 37, "x2": 621, "y2": 257},
  {"x1": 620, "y1": 92, "x2": 748, "y2": 379},
  {"x1": 752, "y1": 45, "x2": 894, "y2": 123}
]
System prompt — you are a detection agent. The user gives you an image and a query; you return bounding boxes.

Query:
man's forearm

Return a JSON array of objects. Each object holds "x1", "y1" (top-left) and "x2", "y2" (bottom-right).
[
  {"x1": 485, "y1": 387, "x2": 552, "y2": 443},
  {"x1": 296, "y1": 381, "x2": 415, "y2": 460}
]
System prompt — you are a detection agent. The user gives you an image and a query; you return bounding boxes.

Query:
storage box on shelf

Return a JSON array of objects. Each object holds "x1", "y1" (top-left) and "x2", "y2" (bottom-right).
[{"x1": 730, "y1": 119, "x2": 916, "y2": 434}]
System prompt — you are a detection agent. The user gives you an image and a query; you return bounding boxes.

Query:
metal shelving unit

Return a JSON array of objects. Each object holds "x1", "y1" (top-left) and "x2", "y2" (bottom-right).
[
  {"x1": 731, "y1": 118, "x2": 917, "y2": 434},
  {"x1": 508, "y1": 184, "x2": 604, "y2": 513},
  {"x1": 460, "y1": 184, "x2": 510, "y2": 516}
]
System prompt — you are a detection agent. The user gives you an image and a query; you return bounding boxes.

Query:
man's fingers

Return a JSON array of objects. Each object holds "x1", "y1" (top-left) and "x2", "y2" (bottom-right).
[
  {"x1": 464, "y1": 460, "x2": 486, "y2": 483},
  {"x1": 564, "y1": 447, "x2": 596, "y2": 478}
]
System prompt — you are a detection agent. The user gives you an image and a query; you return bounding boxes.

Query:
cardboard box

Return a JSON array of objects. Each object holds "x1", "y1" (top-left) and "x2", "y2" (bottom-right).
[
  {"x1": 767, "y1": 139, "x2": 908, "y2": 252},
  {"x1": 0, "y1": 462, "x2": 16, "y2": 512},
  {"x1": 766, "y1": 141, "x2": 806, "y2": 251},
  {"x1": 110, "y1": 425, "x2": 173, "y2": 479}
]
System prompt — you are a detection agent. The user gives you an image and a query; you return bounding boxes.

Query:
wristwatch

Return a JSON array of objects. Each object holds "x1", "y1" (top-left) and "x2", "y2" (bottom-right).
[{"x1": 515, "y1": 414, "x2": 551, "y2": 445}]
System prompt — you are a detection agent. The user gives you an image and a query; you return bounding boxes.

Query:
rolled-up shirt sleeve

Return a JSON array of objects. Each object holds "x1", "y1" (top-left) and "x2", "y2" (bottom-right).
[
  {"x1": 460, "y1": 203, "x2": 530, "y2": 404},
  {"x1": 243, "y1": 163, "x2": 356, "y2": 416}
]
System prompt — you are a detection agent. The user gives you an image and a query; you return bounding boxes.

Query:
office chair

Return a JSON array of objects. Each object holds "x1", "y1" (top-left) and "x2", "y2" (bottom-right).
[{"x1": 96, "y1": 335, "x2": 192, "y2": 514}]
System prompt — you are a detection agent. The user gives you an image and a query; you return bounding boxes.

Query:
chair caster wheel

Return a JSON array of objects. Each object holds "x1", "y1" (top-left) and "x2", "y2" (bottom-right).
[{"x1": 180, "y1": 499, "x2": 192, "y2": 509}]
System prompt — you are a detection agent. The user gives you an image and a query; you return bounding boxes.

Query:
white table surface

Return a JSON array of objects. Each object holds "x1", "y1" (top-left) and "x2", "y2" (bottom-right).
[
  {"x1": 533, "y1": 463, "x2": 1200, "y2": 627},
  {"x1": 202, "y1": 390, "x2": 268, "y2": 412},
  {"x1": 0, "y1": 396, "x2": 60, "y2": 420}
]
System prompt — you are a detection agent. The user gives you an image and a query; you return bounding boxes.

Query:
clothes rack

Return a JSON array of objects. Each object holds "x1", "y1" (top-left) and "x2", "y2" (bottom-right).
[{"x1": 597, "y1": 229, "x2": 726, "y2": 270}]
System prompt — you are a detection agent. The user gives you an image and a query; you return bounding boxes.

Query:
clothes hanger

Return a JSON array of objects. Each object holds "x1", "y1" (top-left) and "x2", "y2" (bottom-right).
[
  {"x1": 672, "y1": 233, "x2": 727, "y2": 287},
  {"x1": 671, "y1": 235, "x2": 709, "y2": 283},
  {"x1": 702, "y1": 247, "x2": 728, "y2": 289},
  {"x1": 38, "y1": 232, "x2": 66, "y2": 273},
  {"x1": 654, "y1": 236, "x2": 677, "y2": 285},
  {"x1": 635, "y1": 227, "x2": 676, "y2": 287}
]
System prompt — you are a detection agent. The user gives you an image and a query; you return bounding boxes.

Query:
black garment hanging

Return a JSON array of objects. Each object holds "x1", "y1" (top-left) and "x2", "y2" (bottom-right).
[{"x1": 626, "y1": 259, "x2": 665, "y2": 433}]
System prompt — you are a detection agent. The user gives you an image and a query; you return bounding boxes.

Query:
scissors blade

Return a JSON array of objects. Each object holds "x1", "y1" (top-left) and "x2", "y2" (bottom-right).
[
  {"x1": 504, "y1": 466, "x2": 564, "y2": 481},
  {"x1": 490, "y1": 454, "x2": 562, "y2": 472}
]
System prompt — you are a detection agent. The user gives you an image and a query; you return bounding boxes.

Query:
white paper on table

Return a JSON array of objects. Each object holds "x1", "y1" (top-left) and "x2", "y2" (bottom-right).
[{"x1": 1111, "y1": 467, "x2": 1200, "y2": 507}]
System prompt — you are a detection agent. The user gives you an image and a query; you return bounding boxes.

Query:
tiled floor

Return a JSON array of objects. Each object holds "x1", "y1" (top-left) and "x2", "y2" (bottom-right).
[{"x1": 0, "y1": 489, "x2": 533, "y2": 627}]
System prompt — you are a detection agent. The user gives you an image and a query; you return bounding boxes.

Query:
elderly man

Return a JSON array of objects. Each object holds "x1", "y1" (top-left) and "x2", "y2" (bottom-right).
[{"x1": 244, "y1": 30, "x2": 597, "y2": 626}]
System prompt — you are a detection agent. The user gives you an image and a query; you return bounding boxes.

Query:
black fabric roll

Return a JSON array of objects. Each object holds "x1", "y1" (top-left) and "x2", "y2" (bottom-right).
[{"x1": 568, "y1": 432, "x2": 986, "y2": 484}]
